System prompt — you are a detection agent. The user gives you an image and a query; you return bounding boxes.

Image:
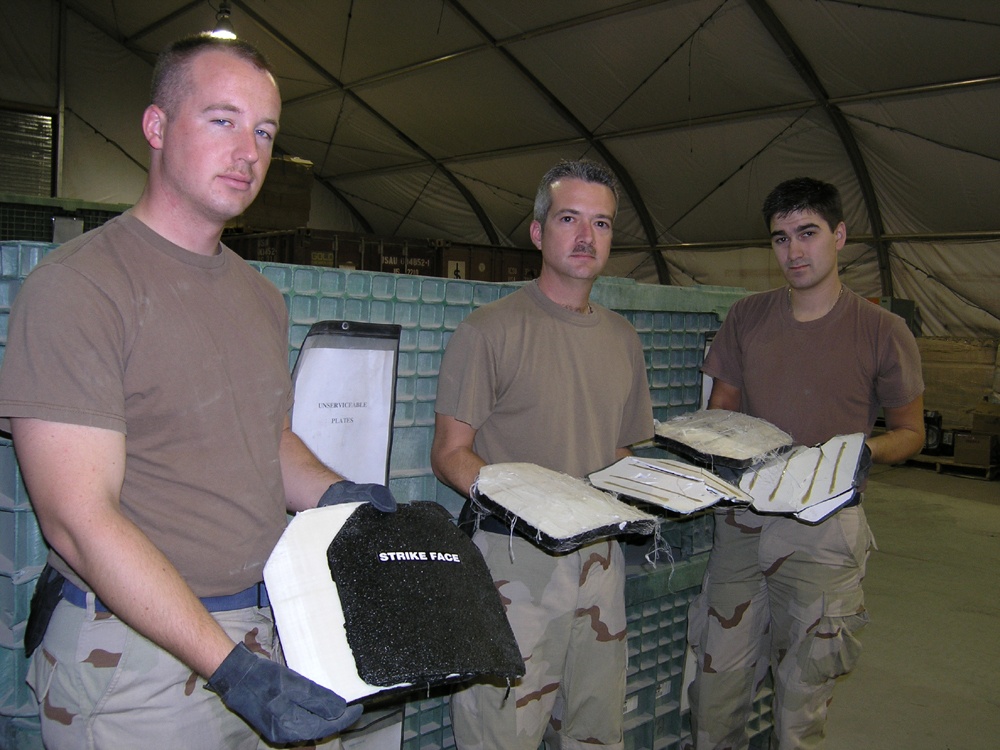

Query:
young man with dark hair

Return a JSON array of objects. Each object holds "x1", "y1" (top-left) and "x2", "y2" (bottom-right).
[
  {"x1": 0, "y1": 34, "x2": 394, "y2": 748},
  {"x1": 432, "y1": 159, "x2": 653, "y2": 750},
  {"x1": 687, "y1": 177, "x2": 925, "y2": 749}
]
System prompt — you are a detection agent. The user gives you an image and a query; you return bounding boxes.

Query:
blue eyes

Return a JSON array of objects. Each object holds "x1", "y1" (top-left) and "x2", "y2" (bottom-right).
[{"x1": 210, "y1": 119, "x2": 274, "y2": 141}]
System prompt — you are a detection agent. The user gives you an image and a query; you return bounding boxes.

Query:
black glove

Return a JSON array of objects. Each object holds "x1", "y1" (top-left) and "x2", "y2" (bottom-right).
[
  {"x1": 855, "y1": 442, "x2": 873, "y2": 488},
  {"x1": 712, "y1": 463, "x2": 745, "y2": 488},
  {"x1": 319, "y1": 480, "x2": 397, "y2": 512},
  {"x1": 206, "y1": 643, "x2": 362, "y2": 744}
]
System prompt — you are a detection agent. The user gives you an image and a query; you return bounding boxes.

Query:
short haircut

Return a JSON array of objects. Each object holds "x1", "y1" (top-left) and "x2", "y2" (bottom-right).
[
  {"x1": 150, "y1": 33, "x2": 275, "y2": 114},
  {"x1": 761, "y1": 177, "x2": 844, "y2": 231},
  {"x1": 533, "y1": 159, "x2": 619, "y2": 224}
]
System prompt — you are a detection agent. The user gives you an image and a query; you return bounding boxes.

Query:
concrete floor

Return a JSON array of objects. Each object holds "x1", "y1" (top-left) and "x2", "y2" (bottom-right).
[{"x1": 823, "y1": 463, "x2": 1000, "y2": 750}]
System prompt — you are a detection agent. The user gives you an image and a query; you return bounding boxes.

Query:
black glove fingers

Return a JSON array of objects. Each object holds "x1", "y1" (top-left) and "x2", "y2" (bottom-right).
[
  {"x1": 367, "y1": 484, "x2": 397, "y2": 512},
  {"x1": 265, "y1": 699, "x2": 362, "y2": 742},
  {"x1": 207, "y1": 642, "x2": 363, "y2": 743},
  {"x1": 319, "y1": 480, "x2": 398, "y2": 512},
  {"x1": 276, "y1": 681, "x2": 347, "y2": 720}
]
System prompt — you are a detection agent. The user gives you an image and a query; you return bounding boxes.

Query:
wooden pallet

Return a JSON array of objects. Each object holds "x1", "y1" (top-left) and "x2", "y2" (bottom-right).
[{"x1": 906, "y1": 452, "x2": 998, "y2": 480}]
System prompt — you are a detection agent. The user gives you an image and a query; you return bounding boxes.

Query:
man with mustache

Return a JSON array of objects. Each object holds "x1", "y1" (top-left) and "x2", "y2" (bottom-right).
[
  {"x1": 0, "y1": 34, "x2": 395, "y2": 748},
  {"x1": 432, "y1": 160, "x2": 654, "y2": 750},
  {"x1": 687, "y1": 177, "x2": 925, "y2": 749}
]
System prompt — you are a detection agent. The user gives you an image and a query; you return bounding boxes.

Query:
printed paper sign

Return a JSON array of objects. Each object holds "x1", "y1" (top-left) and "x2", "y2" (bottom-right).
[{"x1": 292, "y1": 347, "x2": 394, "y2": 484}]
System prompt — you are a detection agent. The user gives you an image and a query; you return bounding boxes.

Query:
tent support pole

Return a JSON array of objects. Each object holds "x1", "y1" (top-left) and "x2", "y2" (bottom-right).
[{"x1": 747, "y1": 0, "x2": 893, "y2": 296}]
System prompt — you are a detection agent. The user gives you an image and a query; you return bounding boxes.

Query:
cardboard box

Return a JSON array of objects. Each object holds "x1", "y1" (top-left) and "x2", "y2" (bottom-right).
[
  {"x1": 971, "y1": 403, "x2": 1000, "y2": 436},
  {"x1": 952, "y1": 432, "x2": 998, "y2": 466}
]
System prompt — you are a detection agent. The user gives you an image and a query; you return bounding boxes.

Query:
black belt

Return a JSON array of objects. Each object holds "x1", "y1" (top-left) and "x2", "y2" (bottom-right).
[
  {"x1": 477, "y1": 514, "x2": 514, "y2": 535},
  {"x1": 61, "y1": 580, "x2": 269, "y2": 614}
]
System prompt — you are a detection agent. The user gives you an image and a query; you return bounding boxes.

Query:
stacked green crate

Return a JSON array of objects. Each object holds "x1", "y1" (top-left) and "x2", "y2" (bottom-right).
[
  {"x1": 0, "y1": 714, "x2": 43, "y2": 750},
  {"x1": 0, "y1": 242, "x2": 54, "y2": 750},
  {"x1": 402, "y1": 688, "x2": 455, "y2": 750},
  {"x1": 624, "y1": 304, "x2": 722, "y2": 564},
  {"x1": 624, "y1": 553, "x2": 772, "y2": 749},
  {"x1": 623, "y1": 553, "x2": 707, "y2": 749}
]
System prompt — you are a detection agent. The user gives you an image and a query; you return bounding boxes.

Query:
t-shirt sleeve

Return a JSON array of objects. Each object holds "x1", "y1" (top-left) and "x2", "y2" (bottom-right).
[
  {"x1": 876, "y1": 315, "x2": 924, "y2": 409},
  {"x1": 0, "y1": 263, "x2": 127, "y2": 433},
  {"x1": 434, "y1": 322, "x2": 497, "y2": 431},
  {"x1": 618, "y1": 329, "x2": 654, "y2": 448},
  {"x1": 702, "y1": 305, "x2": 744, "y2": 392}
]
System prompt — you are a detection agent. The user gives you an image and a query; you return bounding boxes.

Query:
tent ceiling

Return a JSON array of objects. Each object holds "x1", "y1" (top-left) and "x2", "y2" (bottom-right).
[{"x1": 16, "y1": 1, "x2": 1000, "y2": 335}]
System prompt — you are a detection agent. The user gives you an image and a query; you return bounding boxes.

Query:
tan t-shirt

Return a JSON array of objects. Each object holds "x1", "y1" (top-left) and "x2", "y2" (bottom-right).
[
  {"x1": 703, "y1": 286, "x2": 924, "y2": 447},
  {"x1": 435, "y1": 281, "x2": 653, "y2": 479},
  {"x1": 0, "y1": 213, "x2": 292, "y2": 596}
]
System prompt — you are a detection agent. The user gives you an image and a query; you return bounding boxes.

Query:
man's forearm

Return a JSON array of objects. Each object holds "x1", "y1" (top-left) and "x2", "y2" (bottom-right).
[
  {"x1": 868, "y1": 426, "x2": 925, "y2": 465},
  {"x1": 432, "y1": 445, "x2": 485, "y2": 498},
  {"x1": 870, "y1": 396, "x2": 926, "y2": 465},
  {"x1": 279, "y1": 421, "x2": 344, "y2": 512},
  {"x1": 13, "y1": 418, "x2": 237, "y2": 678},
  {"x1": 431, "y1": 413, "x2": 485, "y2": 498}
]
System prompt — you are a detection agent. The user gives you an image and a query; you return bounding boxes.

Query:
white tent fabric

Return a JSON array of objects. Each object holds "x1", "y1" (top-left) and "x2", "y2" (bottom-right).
[{"x1": 1, "y1": 0, "x2": 997, "y2": 337}]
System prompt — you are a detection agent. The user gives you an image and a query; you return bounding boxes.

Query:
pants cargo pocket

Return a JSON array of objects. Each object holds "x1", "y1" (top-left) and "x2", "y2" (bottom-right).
[
  {"x1": 686, "y1": 589, "x2": 709, "y2": 657},
  {"x1": 27, "y1": 645, "x2": 57, "y2": 708},
  {"x1": 799, "y1": 588, "x2": 868, "y2": 686}
]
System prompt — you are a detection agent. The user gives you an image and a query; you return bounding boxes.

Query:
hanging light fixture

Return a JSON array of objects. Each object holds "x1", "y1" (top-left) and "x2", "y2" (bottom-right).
[{"x1": 211, "y1": 1, "x2": 237, "y2": 39}]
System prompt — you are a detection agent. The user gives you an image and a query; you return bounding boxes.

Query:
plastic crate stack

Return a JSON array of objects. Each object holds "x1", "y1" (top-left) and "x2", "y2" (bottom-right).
[
  {"x1": 625, "y1": 310, "x2": 716, "y2": 424},
  {"x1": 0, "y1": 241, "x2": 55, "y2": 750},
  {"x1": 626, "y1": 555, "x2": 774, "y2": 749},
  {"x1": 0, "y1": 437, "x2": 45, "y2": 749},
  {"x1": 622, "y1": 555, "x2": 709, "y2": 750}
]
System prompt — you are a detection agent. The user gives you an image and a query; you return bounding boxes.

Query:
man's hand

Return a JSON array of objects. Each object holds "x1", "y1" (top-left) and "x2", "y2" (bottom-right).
[
  {"x1": 319, "y1": 480, "x2": 397, "y2": 512},
  {"x1": 206, "y1": 643, "x2": 363, "y2": 744}
]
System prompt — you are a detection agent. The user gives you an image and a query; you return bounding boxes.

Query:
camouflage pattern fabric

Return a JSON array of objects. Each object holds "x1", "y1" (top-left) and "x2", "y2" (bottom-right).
[
  {"x1": 27, "y1": 597, "x2": 301, "y2": 750},
  {"x1": 686, "y1": 505, "x2": 873, "y2": 750},
  {"x1": 451, "y1": 531, "x2": 627, "y2": 750}
]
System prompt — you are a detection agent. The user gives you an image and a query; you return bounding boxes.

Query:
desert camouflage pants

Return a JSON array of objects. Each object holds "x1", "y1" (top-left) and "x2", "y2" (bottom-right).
[
  {"x1": 451, "y1": 531, "x2": 627, "y2": 750},
  {"x1": 26, "y1": 595, "x2": 339, "y2": 750},
  {"x1": 687, "y1": 506, "x2": 873, "y2": 750}
]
